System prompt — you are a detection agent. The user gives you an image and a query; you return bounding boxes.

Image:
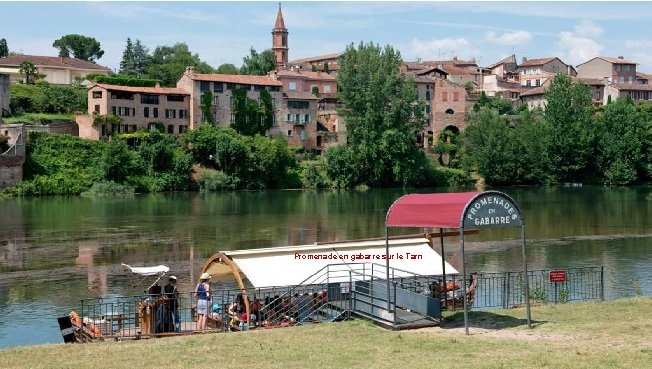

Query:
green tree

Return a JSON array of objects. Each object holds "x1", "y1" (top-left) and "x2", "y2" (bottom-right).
[
  {"x1": 330, "y1": 41, "x2": 427, "y2": 187},
  {"x1": 240, "y1": 48, "x2": 276, "y2": 75},
  {"x1": 230, "y1": 89, "x2": 250, "y2": 134},
  {"x1": 215, "y1": 63, "x2": 239, "y2": 74},
  {"x1": 52, "y1": 34, "x2": 104, "y2": 62},
  {"x1": 180, "y1": 124, "x2": 221, "y2": 166},
  {"x1": 0, "y1": 38, "x2": 8, "y2": 58},
  {"x1": 311, "y1": 64, "x2": 317, "y2": 72},
  {"x1": 101, "y1": 139, "x2": 136, "y2": 182},
  {"x1": 120, "y1": 38, "x2": 150, "y2": 77},
  {"x1": 596, "y1": 98, "x2": 644, "y2": 185},
  {"x1": 147, "y1": 43, "x2": 213, "y2": 86},
  {"x1": 200, "y1": 91, "x2": 214, "y2": 124},
  {"x1": 323, "y1": 62, "x2": 330, "y2": 73},
  {"x1": 18, "y1": 61, "x2": 38, "y2": 84},
  {"x1": 544, "y1": 74, "x2": 595, "y2": 182}
]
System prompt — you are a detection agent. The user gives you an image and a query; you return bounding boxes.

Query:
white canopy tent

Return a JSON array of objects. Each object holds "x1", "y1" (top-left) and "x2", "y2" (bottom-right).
[{"x1": 213, "y1": 237, "x2": 457, "y2": 288}]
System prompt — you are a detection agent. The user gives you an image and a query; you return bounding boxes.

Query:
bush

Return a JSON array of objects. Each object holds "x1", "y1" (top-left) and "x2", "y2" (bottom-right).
[
  {"x1": 81, "y1": 181, "x2": 135, "y2": 197},
  {"x1": 428, "y1": 166, "x2": 473, "y2": 187},
  {"x1": 9, "y1": 84, "x2": 86, "y2": 114},
  {"x1": 300, "y1": 160, "x2": 330, "y2": 188},
  {"x1": 94, "y1": 75, "x2": 160, "y2": 87},
  {"x1": 198, "y1": 169, "x2": 240, "y2": 191}
]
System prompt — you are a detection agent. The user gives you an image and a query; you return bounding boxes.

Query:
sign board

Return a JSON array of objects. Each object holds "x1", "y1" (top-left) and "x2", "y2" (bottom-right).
[
  {"x1": 462, "y1": 192, "x2": 522, "y2": 229},
  {"x1": 549, "y1": 270, "x2": 567, "y2": 283}
]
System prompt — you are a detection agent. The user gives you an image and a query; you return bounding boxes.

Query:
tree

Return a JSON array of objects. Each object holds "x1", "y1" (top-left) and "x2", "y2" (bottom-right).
[
  {"x1": 19, "y1": 61, "x2": 38, "y2": 84},
  {"x1": 544, "y1": 74, "x2": 595, "y2": 182},
  {"x1": 240, "y1": 48, "x2": 276, "y2": 75},
  {"x1": 596, "y1": 98, "x2": 644, "y2": 185},
  {"x1": 323, "y1": 62, "x2": 330, "y2": 73},
  {"x1": 200, "y1": 91, "x2": 214, "y2": 124},
  {"x1": 311, "y1": 64, "x2": 317, "y2": 72},
  {"x1": 120, "y1": 38, "x2": 150, "y2": 77},
  {"x1": 215, "y1": 63, "x2": 239, "y2": 74},
  {"x1": 52, "y1": 34, "x2": 104, "y2": 62},
  {"x1": 146, "y1": 43, "x2": 213, "y2": 86},
  {"x1": 0, "y1": 38, "x2": 8, "y2": 58},
  {"x1": 329, "y1": 41, "x2": 427, "y2": 187}
]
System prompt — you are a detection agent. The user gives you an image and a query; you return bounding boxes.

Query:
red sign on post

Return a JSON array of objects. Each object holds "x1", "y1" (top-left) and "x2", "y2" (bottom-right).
[{"x1": 549, "y1": 270, "x2": 567, "y2": 283}]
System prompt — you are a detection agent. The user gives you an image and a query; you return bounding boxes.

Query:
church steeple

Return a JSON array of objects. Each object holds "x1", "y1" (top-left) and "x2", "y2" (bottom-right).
[{"x1": 272, "y1": 2, "x2": 288, "y2": 68}]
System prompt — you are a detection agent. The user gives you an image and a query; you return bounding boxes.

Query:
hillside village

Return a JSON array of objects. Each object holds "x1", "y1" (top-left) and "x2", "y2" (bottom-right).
[{"x1": 1, "y1": 5, "x2": 651, "y2": 191}]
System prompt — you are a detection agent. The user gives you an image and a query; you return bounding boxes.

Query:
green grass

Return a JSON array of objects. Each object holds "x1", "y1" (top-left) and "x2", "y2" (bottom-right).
[
  {"x1": 3, "y1": 112, "x2": 76, "y2": 125},
  {"x1": 0, "y1": 297, "x2": 650, "y2": 369}
]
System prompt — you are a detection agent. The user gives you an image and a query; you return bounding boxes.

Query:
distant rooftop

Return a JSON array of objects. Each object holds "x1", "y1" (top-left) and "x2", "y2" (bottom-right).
[{"x1": 0, "y1": 54, "x2": 111, "y2": 71}]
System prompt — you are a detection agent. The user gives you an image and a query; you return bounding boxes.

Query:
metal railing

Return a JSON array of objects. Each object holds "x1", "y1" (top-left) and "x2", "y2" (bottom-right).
[{"x1": 71, "y1": 266, "x2": 604, "y2": 340}]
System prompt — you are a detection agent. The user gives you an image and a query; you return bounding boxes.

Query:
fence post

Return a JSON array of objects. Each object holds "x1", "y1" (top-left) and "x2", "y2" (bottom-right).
[
  {"x1": 600, "y1": 266, "x2": 605, "y2": 301},
  {"x1": 348, "y1": 271, "x2": 352, "y2": 320},
  {"x1": 502, "y1": 272, "x2": 509, "y2": 309}
]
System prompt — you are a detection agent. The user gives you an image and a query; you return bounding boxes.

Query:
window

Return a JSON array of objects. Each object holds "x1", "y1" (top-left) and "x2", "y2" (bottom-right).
[
  {"x1": 445, "y1": 108, "x2": 454, "y2": 115},
  {"x1": 526, "y1": 80, "x2": 531, "y2": 87},
  {"x1": 442, "y1": 92, "x2": 448, "y2": 101},
  {"x1": 324, "y1": 84, "x2": 331, "y2": 93},
  {"x1": 153, "y1": 108, "x2": 159, "y2": 118},
  {"x1": 101, "y1": 124, "x2": 106, "y2": 136},
  {"x1": 288, "y1": 82, "x2": 297, "y2": 91},
  {"x1": 287, "y1": 100, "x2": 310, "y2": 109},
  {"x1": 425, "y1": 91, "x2": 431, "y2": 100},
  {"x1": 140, "y1": 94, "x2": 159, "y2": 104},
  {"x1": 230, "y1": 112, "x2": 235, "y2": 123},
  {"x1": 123, "y1": 124, "x2": 129, "y2": 133},
  {"x1": 213, "y1": 83, "x2": 224, "y2": 93},
  {"x1": 535, "y1": 79, "x2": 541, "y2": 87},
  {"x1": 111, "y1": 106, "x2": 116, "y2": 115},
  {"x1": 226, "y1": 83, "x2": 236, "y2": 90},
  {"x1": 254, "y1": 85, "x2": 264, "y2": 91},
  {"x1": 92, "y1": 91, "x2": 102, "y2": 98},
  {"x1": 310, "y1": 84, "x2": 318, "y2": 92},
  {"x1": 165, "y1": 109, "x2": 176, "y2": 119},
  {"x1": 111, "y1": 91, "x2": 134, "y2": 100},
  {"x1": 453, "y1": 92, "x2": 459, "y2": 101},
  {"x1": 619, "y1": 76, "x2": 624, "y2": 83},
  {"x1": 144, "y1": 107, "x2": 150, "y2": 118},
  {"x1": 148, "y1": 123, "x2": 158, "y2": 131},
  {"x1": 132, "y1": 125, "x2": 137, "y2": 132},
  {"x1": 167, "y1": 94, "x2": 185, "y2": 102},
  {"x1": 167, "y1": 125, "x2": 174, "y2": 134},
  {"x1": 213, "y1": 96, "x2": 220, "y2": 107},
  {"x1": 304, "y1": 114, "x2": 310, "y2": 123},
  {"x1": 628, "y1": 76, "x2": 633, "y2": 84},
  {"x1": 270, "y1": 86, "x2": 281, "y2": 92},
  {"x1": 94, "y1": 105, "x2": 100, "y2": 113},
  {"x1": 625, "y1": 65, "x2": 631, "y2": 72},
  {"x1": 179, "y1": 109, "x2": 187, "y2": 119},
  {"x1": 286, "y1": 130, "x2": 293, "y2": 136},
  {"x1": 425, "y1": 104, "x2": 431, "y2": 114},
  {"x1": 200, "y1": 81, "x2": 210, "y2": 92},
  {"x1": 616, "y1": 65, "x2": 621, "y2": 72},
  {"x1": 230, "y1": 96, "x2": 234, "y2": 107},
  {"x1": 238, "y1": 84, "x2": 251, "y2": 91}
]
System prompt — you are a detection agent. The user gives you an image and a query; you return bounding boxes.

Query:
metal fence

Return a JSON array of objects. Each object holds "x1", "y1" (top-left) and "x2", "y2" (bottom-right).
[
  {"x1": 455, "y1": 266, "x2": 605, "y2": 310},
  {"x1": 71, "y1": 266, "x2": 604, "y2": 340}
]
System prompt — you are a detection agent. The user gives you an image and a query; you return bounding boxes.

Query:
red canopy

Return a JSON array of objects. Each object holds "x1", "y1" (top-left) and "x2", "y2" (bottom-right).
[{"x1": 385, "y1": 192, "x2": 480, "y2": 228}]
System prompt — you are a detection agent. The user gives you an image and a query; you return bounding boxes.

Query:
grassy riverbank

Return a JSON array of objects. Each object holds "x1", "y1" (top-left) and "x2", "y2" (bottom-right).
[{"x1": 0, "y1": 297, "x2": 650, "y2": 369}]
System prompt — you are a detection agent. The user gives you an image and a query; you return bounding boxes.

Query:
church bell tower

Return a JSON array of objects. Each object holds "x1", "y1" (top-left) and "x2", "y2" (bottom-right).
[{"x1": 272, "y1": 3, "x2": 289, "y2": 68}]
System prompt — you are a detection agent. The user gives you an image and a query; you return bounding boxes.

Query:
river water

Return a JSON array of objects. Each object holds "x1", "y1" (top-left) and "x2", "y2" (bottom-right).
[{"x1": 0, "y1": 186, "x2": 650, "y2": 349}]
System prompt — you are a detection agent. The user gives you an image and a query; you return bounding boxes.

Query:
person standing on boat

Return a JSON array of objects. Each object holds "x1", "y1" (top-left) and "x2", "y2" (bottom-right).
[
  {"x1": 164, "y1": 276, "x2": 180, "y2": 332},
  {"x1": 196, "y1": 272, "x2": 211, "y2": 331}
]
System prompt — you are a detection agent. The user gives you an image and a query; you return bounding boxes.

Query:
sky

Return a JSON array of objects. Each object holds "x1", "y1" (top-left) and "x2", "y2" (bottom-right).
[{"x1": 2, "y1": 1, "x2": 652, "y2": 72}]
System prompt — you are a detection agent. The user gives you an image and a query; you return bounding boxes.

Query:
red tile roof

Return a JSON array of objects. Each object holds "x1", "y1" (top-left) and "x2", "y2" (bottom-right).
[
  {"x1": 276, "y1": 70, "x2": 336, "y2": 81},
  {"x1": 93, "y1": 83, "x2": 189, "y2": 95},
  {"x1": 487, "y1": 54, "x2": 516, "y2": 69},
  {"x1": 441, "y1": 65, "x2": 473, "y2": 75},
  {"x1": 610, "y1": 83, "x2": 652, "y2": 91},
  {"x1": 519, "y1": 85, "x2": 548, "y2": 97},
  {"x1": 288, "y1": 52, "x2": 344, "y2": 65},
  {"x1": 519, "y1": 57, "x2": 558, "y2": 67},
  {"x1": 190, "y1": 73, "x2": 283, "y2": 86},
  {"x1": 0, "y1": 55, "x2": 111, "y2": 71},
  {"x1": 596, "y1": 56, "x2": 637, "y2": 65}
]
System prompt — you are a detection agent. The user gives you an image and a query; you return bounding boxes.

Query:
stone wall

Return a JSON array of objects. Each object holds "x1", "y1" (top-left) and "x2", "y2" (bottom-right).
[{"x1": 0, "y1": 155, "x2": 24, "y2": 189}]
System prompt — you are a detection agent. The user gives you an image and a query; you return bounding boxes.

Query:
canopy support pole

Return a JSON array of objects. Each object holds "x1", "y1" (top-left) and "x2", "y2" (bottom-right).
[
  {"x1": 385, "y1": 226, "x2": 391, "y2": 312},
  {"x1": 521, "y1": 224, "x2": 532, "y2": 328},
  {"x1": 460, "y1": 228, "x2": 469, "y2": 335},
  {"x1": 440, "y1": 228, "x2": 447, "y2": 310}
]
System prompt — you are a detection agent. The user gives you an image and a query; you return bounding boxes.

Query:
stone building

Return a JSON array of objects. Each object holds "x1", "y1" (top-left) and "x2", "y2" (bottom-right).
[
  {"x1": 79, "y1": 83, "x2": 190, "y2": 139},
  {"x1": 576, "y1": 56, "x2": 638, "y2": 84}
]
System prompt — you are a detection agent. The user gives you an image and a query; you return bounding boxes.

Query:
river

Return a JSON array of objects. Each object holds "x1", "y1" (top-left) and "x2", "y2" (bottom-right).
[{"x1": 0, "y1": 186, "x2": 650, "y2": 349}]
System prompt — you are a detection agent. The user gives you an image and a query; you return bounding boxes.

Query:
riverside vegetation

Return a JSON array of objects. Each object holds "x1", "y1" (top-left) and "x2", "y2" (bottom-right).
[
  {"x1": 3, "y1": 43, "x2": 652, "y2": 197},
  {"x1": 0, "y1": 297, "x2": 649, "y2": 369}
]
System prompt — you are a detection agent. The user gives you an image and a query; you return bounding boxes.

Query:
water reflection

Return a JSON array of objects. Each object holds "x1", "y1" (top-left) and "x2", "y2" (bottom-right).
[{"x1": 0, "y1": 186, "x2": 650, "y2": 349}]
